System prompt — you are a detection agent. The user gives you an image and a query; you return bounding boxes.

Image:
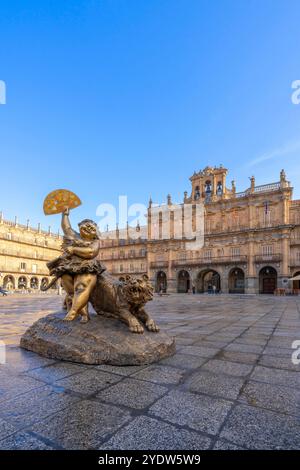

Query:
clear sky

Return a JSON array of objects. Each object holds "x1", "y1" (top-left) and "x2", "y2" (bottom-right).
[{"x1": 1, "y1": 0, "x2": 300, "y2": 232}]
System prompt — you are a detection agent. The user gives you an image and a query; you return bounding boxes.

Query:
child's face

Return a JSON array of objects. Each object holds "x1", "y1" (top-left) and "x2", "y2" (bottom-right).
[{"x1": 79, "y1": 222, "x2": 97, "y2": 240}]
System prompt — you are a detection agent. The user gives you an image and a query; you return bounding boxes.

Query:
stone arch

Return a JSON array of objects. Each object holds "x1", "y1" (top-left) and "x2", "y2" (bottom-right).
[
  {"x1": 30, "y1": 277, "x2": 39, "y2": 289},
  {"x1": 41, "y1": 277, "x2": 49, "y2": 290},
  {"x1": 177, "y1": 270, "x2": 191, "y2": 293},
  {"x1": 228, "y1": 267, "x2": 245, "y2": 294},
  {"x1": 292, "y1": 271, "x2": 300, "y2": 290},
  {"x1": 259, "y1": 266, "x2": 277, "y2": 294},
  {"x1": 18, "y1": 276, "x2": 28, "y2": 289},
  {"x1": 155, "y1": 271, "x2": 167, "y2": 293},
  {"x1": 196, "y1": 269, "x2": 221, "y2": 293},
  {"x1": 3, "y1": 275, "x2": 15, "y2": 290}
]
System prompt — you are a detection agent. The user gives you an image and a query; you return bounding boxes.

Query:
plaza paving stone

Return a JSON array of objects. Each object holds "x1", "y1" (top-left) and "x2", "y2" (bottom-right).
[
  {"x1": 99, "y1": 416, "x2": 211, "y2": 450},
  {"x1": 0, "y1": 293, "x2": 299, "y2": 449}
]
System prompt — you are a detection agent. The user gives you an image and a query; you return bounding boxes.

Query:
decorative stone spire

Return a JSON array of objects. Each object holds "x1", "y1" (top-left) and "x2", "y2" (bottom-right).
[
  {"x1": 148, "y1": 196, "x2": 152, "y2": 208},
  {"x1": 26, "y1": 219, "x2": 30, "y2": 230},
  {"x1": 231, "y1": 180, "x2": 236, "y2": 194},
  {"x1": 167, "y1": 194, "x2": 172, "y2": 205},
  {"x1": 184, "y1": 191, "x2": 188, "y2": 202},
  {"x1": 250, "y1": 175, "x2": 255, "y2": 193}
]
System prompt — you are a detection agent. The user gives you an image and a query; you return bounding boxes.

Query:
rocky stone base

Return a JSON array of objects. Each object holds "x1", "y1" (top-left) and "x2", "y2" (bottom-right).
[{"x1": 20, "y1": 312, "x2": 176, "y2": 365}]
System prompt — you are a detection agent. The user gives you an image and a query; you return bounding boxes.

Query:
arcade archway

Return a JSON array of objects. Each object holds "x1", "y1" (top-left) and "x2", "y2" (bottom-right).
[
  {"x1": 177, "y1": 270, "x2": 190, "y2": 293},
  {"x1": 3, "y1": 275, "x2": 15, "y2": 290},
  {"x1": 197, "y1": 269, "x2": 221, "y2": 293},
  {"x1": 292, "y1": 271, "x2": 300, "y2": 290},
  {"x1": 228, "y1": 268, "x2": 245, "y2": 294},
  {"x1": 156, "y1": 271, "x2": 167, "y2": 293},
  {"x1": 259, "y1": 266, "x2": 277, "y2": 294},
  {"x1": 18, "y1": 276, "x2": 27, "y2": 289},
  {"x1": 30, "y1": 277, "x2": 39, "y2": 289}
]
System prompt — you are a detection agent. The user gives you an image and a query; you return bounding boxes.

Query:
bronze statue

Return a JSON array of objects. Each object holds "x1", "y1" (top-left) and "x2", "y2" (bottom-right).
[
  {"x1": 43, "y1": 189, "x2": 159, "y2": 333},
  {"x1": 90, "y1": 272, "x2": 159, "y2": 333},
  {"x1": 47, "y1": 208, "x2": 105, "y2": 323}
]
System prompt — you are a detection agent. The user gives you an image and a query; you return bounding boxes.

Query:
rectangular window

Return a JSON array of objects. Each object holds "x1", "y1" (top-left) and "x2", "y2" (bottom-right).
[
  {"x1": 32, "y1": 264, "x2": 37, "y2": 273},
  {"x1": 231, "y1": 247, "x2": 240, "y2": 258},
  {"x1": 203, "y1": 250, "x2": 212, "y2": 259},
  {"x1": 20, "y1": 262, "x2": 26, "y2": 271},
  {"x1": 262, "y1": 245, "x2": 273, "y2": 256},
  {"x1": 119, "y1": 264, "x2": 123, "y2": 272}
]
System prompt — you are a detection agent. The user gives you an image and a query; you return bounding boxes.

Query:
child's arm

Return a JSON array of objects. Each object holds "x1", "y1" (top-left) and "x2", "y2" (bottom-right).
[{"x1": 61, "y1": 208, "x2": 78, "y2": 238}]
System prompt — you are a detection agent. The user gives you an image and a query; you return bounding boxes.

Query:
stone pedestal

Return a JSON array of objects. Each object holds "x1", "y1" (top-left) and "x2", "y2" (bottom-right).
[{"x1": 20, "y1": 312, "x2": 176, "y2": 366}]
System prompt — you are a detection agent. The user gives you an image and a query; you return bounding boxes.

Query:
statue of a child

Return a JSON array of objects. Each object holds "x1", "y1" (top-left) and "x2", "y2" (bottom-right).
[{"x1": 47, "y1": 208, "x2": 105, "y2": 323}]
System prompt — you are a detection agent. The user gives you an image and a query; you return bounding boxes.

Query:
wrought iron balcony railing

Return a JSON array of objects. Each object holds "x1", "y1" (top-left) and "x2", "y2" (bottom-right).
[
  {"x1": 254, "y1": 253, "x2": 282, "y2": 263},
  {"x1": 172, "y1": 255, "x2": 248, "y2": 267}
]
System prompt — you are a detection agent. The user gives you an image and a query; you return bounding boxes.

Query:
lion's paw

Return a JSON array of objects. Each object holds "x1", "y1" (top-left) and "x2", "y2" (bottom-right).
[
  {"x1": 146, "y1": 319, "x2": 160, "y2": 333},
  {"x1": 129, "y1": 321, "x2": 144, "y2": 334}
]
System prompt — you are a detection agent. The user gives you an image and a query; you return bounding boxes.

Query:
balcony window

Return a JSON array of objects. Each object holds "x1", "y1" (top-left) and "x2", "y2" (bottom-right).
[
  {"x1": 203, "y1": 250, "x2": 212, "y2": 259},
  {"x1": 231, "y1": 247, "x2": 240, "y2": 258},
  {"x1": 262, "y1": 245, "x2": 273, "y2": 256},
  {"x1": 20, "y1": 262, "x2": 26, "y2": 272}
]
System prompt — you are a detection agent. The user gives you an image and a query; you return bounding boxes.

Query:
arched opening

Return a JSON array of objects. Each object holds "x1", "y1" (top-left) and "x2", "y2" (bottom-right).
[
  {"x1": 197, "y1": 270, "x2": 221, "y2": 293},
  {"x1": 30, "y1": 277, "x2": 39, "y2": 289},
  {"x1": 3, "y1": 275, "x2": 15, "y2": 290},
  {"x1": 156, "y1": 271, "x2": 167, "y2": 293},
  {"x1": 292, "y1": 271, "x2": 300, "y2": 290},
  {"x1": 177, "y1": 270, "x2": 190, "y2": 293},
  {"x1": 259, "y1": 266, "x2": 277, "y2": 294},
  {"x1": 41, "y1": 278, "x2": 49, "y2": 290},
  {"x1": 228, "y1": 268, "x2": 245, "y2": 294},
  {"x1": 18, "y1": 276, "x2": 27, "y2": 289}
]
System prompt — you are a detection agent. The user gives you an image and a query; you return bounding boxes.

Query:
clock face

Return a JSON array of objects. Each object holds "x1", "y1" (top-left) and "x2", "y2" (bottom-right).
[{"x1": 43, "y1": 189, "x2": 82, "y2": 215}]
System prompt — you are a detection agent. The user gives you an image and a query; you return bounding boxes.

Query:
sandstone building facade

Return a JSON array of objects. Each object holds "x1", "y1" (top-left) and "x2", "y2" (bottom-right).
[
  {"x1": 0, "y1": 213, "x2": 62, "y2": 291},
  {"x1": 99, "y1": 166, "x2": 300, "y2": 294},
  {"x1": 1, "y1": 166, "x2": 300, "y2": 295}
]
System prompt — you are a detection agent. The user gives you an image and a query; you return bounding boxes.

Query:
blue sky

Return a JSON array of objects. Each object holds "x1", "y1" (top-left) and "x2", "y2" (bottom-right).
[{"x1": 1, "y1": 0, "x2": 300, "y2": 232}]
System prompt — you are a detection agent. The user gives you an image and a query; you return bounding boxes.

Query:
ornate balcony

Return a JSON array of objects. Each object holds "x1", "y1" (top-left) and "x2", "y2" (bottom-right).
[
  {"x1": 149, "y1": 261, "x2": 169, "y2": 269},
  {"x1": 289, "y1": 258, "x2": 300, "y2": 268},
  {"x1": 172, "y1": 255, "x2": 248, "y2": 267},
  {"x1": 254, "y1": 254, "x2": 282, "y2": 263}
]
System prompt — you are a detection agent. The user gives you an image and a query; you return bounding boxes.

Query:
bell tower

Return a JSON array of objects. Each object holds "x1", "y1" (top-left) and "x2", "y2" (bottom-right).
[{"x1": 189, "y1": 165, "x2": 229, "y2": 203}]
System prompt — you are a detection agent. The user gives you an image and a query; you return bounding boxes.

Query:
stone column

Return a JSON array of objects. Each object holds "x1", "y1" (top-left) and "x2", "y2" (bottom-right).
[
  {"x1": 278, "y1": 231, "x2": 290, "y2": 289},
  {"x1": 245, "y1": 235, "x2": 257, "y2": 293},
  {"x1": 221, "y1": 269, "x2": 229, "y2": 293}
]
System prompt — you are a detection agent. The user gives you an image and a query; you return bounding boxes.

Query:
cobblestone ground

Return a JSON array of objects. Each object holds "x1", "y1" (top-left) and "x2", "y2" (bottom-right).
[{"x1": 0, "y1": 293, "x2": 300, "y2": 450}]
